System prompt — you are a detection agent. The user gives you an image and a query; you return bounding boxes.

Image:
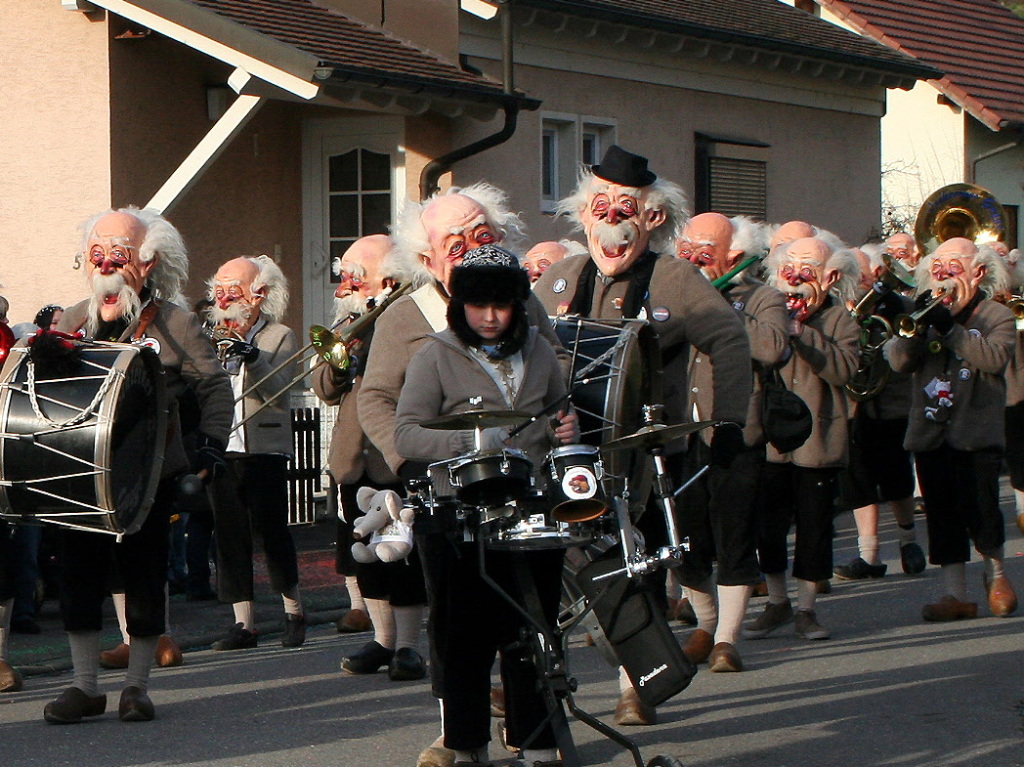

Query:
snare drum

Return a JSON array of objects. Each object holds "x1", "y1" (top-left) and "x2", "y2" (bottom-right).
[
  {"x1": 447, "y1": 449, "x2": 533, "y2": 507},
  {"x1": 485, "y1": 493, "x2": 613, "y2": 551},
  {"x1": 544, "y1": 444, "x2": 607, "y2": 522},
  {"x1": 0, "y1": 341, "x2": 167, "y2": 538}
]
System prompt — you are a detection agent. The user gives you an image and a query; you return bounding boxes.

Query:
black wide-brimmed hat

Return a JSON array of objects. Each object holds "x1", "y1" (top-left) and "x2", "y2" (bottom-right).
[{"x1": 592, "y1": 144, "x2": 656, "y2": 187}]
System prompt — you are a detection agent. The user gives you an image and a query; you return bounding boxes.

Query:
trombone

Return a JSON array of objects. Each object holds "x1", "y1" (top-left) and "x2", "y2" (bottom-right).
[
  {"x1": 895, "y1": 288, "x2": 949, "y2": 338},
  {"x1": 231, "y1": 282, "x2": 411, "y2": 427}
]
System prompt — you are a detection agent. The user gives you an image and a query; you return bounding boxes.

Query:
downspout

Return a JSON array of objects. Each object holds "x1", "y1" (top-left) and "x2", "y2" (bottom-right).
[
  {"x1": 969, "y1": 134, "x2": 1023, "y2": 185},
  {"x1": 419, "y1": 0, "x2": 519, "y2": 199}
]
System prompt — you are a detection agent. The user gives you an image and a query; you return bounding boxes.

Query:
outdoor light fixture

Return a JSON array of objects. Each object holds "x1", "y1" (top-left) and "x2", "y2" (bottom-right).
[{"x1": 461, "y1": 0, "x2": 499, "y2": 21}]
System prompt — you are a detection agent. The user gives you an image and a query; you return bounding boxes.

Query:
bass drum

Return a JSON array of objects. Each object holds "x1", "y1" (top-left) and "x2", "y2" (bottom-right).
[
  {"x1": 0, "y1": 341, "x2": 167, "y2": 538},
  {"x1": 552, "y1": 317, "x2": 661, "y2": 509}
]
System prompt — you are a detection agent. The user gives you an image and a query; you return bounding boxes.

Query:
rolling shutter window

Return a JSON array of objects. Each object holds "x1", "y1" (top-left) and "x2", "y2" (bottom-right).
[{"x1": 708, "y1": 156, "x2": 767, "y2": 219}]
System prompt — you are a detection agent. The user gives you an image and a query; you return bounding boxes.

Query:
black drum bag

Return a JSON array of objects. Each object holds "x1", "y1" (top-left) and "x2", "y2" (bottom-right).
[{"x1": 575, "y1": 550, "x2": 696, "y2": 708}]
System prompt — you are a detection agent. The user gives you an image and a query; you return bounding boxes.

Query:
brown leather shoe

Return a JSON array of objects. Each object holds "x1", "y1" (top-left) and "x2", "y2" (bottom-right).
[
  {"x1": 335, "y1": 608, "x2": 372, "y2": 633},
  {"x1": 708, "y1": 642, "x2": 743, "y2": 672},
  {"x1": 682, "y1": 628, "x2": 714, "y2": 664},
  {"x1": 43, "y1": 687, "x2": 107, "y2": 724},
  {"x1": 922, "y1": 595, "x2": 978, "y2": 622},
  {"x1": 672, "y1": 597, "x2": 698, "y2": 625},
  {"x1": 155, "y1": 635, "x2": 184, "y2": 667},
  {"x1": 118, "y1": 685, "x2": 155, "y2": 722},
  {"x1": 416, "y1": 735, "x2": 455, "y2": 767},
  {"x1": 752, "y1": 579, "x2": 768, "y2": 598},
  {"x1": 613, "y1": 687, "x2": 656, "y2": 726},
  {"x1": 0, "y1": 659, "x2": 24, "y2": 692},
  {"x1": 99, "y1": 643, "x2": 130, "y2": 669},
  {"x1": 490, "y1": 684, "x2": 505, "y2": 717},
  {"x1": 984, "y1": 573, "x2": 1018, "y2": 617},
  {"x1": 1017, "y1": 512, "x2": 1024, "y2": 537}
]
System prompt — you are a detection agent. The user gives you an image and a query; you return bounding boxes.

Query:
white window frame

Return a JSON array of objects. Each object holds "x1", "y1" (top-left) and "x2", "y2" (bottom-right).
[{"x1": 540, "y1": 112, "x2": 617, "y2": 213}]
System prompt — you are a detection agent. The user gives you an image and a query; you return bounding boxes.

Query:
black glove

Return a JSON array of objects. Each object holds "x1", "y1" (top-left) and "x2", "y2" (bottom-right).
[
  {"x1": 224, "y1": 339, "x2": 259, "y2": 363},
  {"x1": 194, "y1": 433, "x2": 227, "y2": 481},
  {"x1": 874, "y1": 291, "x2": 904, "y2": 323},
  {"x1": 709, "y1": 421, "x2": 745, "y2": 469},
  {"x1": 921, "y1": 302, "x2": 954, "y2": 334}
]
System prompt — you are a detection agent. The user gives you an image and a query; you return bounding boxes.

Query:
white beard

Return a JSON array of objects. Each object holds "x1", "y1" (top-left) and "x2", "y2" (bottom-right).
[
  {"x1": 333, "y1": 293, "x2": 369, "y2": 325},
  {"x1": 85, "y1": 273, "x2": 141, "y2": 337},
  {"x1": 207, "y1": 301, "x2": 253, "y2": 329}
]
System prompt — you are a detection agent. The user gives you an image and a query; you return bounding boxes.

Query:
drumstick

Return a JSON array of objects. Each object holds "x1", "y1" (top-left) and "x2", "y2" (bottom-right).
[{"x1": 506, "y1": 377, "x2": 594, "y2": 438}]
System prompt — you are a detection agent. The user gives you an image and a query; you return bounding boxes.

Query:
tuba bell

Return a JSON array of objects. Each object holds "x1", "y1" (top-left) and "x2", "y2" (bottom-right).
[{"x1": 914, "y1": 183, "x2": 1007, "y2": 255}]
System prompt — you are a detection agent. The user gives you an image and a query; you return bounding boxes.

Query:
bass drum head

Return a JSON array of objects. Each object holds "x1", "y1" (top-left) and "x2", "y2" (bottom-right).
[
  {"x1": 104, "y1": 347, "x2": 167, "y2": 535},
  {"x1": 553, "y1": 318, "x2": 661, "y2": 509}
]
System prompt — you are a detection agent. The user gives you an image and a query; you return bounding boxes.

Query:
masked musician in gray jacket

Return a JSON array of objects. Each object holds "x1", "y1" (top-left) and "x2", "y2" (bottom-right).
[
  {"x1": 44, "y1": 207, "x2": 232, "y2": 724},
  {"x1": 204, "y1": 255, "x2": 306, "y2": 652},
  {"x1": 887, "y1": 237, "x2": 1018, "y2": 621},
  {"x1": 675, "y1": 211, "x2": 789, "y2": 674},
  {"x1": 534, "y1": 146, "x2": 752, "y2": 727},
  {"x1": 743, "y1": 237, "x2": 860, "y2": 643}
]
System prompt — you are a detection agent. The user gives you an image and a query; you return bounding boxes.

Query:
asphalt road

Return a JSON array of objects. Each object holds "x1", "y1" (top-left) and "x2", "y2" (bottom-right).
[{"x1": 2, "y1": 505, "x2": 1022, "y2": 767}]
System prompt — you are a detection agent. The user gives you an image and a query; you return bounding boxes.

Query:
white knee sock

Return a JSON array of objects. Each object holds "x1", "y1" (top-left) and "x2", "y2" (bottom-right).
[
  {"x1": 984, "y1": 550, "x2": 1006, "y2": 581},
  {"x1": 617, "y1": 665, "x2": 633, "y2": 692},
  {"x1": 686, "y1": 580, "x2": 718, "y2": 634},
  {"x1": 857, "y1": 535, "x2": 880, "y2": 565},
  {"x1": 453, "y1": 747, "x2": 490, "y2": 763},
  {"x1": 68, "y1": 630, "x2": 101, "y2": 696},
  {"x1": 795, "y1": 578, "x2": 817, "y2": 613},
  {"x1": 346, "y1": 576, "x2": 366, "y2": 612},
  {"x1": 715, "y1": 585, "x2": 752, "y2": 645},
  {"x1": 1015, "y1": 489, "x2": 1024, "y2": 517},
  {"x1": 125, "y1": 635, "x2": 158, "y2": 691},
  {"x1": 112, "y1": 592, "x2": 129, "y2": 644},
  {"x1": 281, "y1": 586, "x2": 303, "y2": 617},
  {"x1": 392, "y1": 604, "x2": 424, "y2": 651},
  {"x1": 365, "y1": 598, "x2": 396, "y2": 649},
  {"x1": 765, "y1": 572, "x2": 789, "y2": 604},
  {"x1": 940, "y1": 563, "x2": 968, "y2": 601},
  {"x1": 232, "y1": 600, "x2": 256, "y2": 631}
]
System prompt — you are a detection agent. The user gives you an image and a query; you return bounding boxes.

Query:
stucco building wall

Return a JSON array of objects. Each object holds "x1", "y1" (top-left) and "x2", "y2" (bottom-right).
[{"x1": 0, "y1": 1, "x2": 112, "y2": 322}]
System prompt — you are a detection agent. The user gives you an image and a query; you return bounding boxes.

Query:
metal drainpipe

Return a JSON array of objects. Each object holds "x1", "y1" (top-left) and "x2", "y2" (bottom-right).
[
  {"x1": 419, "y1": 0, "x2": 519, "y2": 199},
  {"x1": 969, "y1": 134, "x2": 1023, "y2": 184}
]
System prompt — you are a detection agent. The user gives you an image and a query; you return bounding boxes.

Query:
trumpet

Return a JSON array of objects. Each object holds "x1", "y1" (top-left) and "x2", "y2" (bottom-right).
[
  {"x1": 202, "y1": 323, "x2": 247, "y2": 364},
  {"x1": 895, "y1": 288, "x2": 949, "y2": 338},
  {"x1": 995, "y1": 294, "x2": 1024, "y2": 331},
  {"x1": 231, "y1": 282, "x2": 411, "y2": 426}
]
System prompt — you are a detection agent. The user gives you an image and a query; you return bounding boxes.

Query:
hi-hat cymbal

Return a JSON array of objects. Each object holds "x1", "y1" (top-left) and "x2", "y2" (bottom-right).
[
  {"x1": 421, "y1": 409, "x2": 534, "y2": 431},
  {"x1": 602, "y1": 420, "x2": 717, "y2": 452}
]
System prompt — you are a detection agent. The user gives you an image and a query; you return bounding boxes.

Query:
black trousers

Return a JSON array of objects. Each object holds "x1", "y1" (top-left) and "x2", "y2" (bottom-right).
[
  {"x1": 0, "y1": 521, "x2": 15, "y2": 602},
  {"x1": 757, "y1": 463, "x2": 839, "y2": 583},
  {"x1": 214, "y1": 454, "x2": 298, "y2": 603},
  {"x1": 915, "y1": 444, "x2": 1005, "y2": 565},
  {"x1": 677, "y1": 440, "x2": 763, "y2": 588},
  {"x1": 1004, "y1": 403, "x2": 1024, "y2": 491},
  {"x1": 58, "y1": 478, "x2": 173, "y2": 636},
  {"x1": 339, "y1": 478, "x2": 426, "y2": 606},
  {"x1": 431, "y1": 537, "x2": 563, "y2": 752},
  {"x1": 838, "y1": 414, "x2": 914, "y2": 509}
]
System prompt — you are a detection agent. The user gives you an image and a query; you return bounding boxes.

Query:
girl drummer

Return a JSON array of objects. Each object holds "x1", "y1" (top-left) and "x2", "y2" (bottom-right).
[{"x1": 394, "y1": 244, "x2": 577, "y2": 767}]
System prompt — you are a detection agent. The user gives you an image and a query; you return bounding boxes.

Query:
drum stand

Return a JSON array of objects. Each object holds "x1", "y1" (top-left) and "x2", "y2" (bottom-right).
[{"x1": 475, "y1": 519, "x2": 683, "y2": 767}]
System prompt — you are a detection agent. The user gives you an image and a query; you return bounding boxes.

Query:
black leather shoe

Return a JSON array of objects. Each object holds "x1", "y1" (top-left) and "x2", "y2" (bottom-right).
[
  {"x1": 388, "y1": 647, "x2": 426, "y2": 681},
  {"x1": 11, "y1": 617, "x2": 41, "y2": 634},
  {"x1": 833, "y1": 557, "x2": 887, "y2": 580},
  {"x1": 44, "y1": 687, "x2": 107, "y2": 724},
  {"x1": 118, "y1": 686, "x2": 155, "y2": 722},
  {"x1": 900, "y1": 542, "x2": 926, "y2": 575},
  {"x1": 341, "y1": 641, "x2": 394, "y2": 674},
  {"x1": 282, "y1": 614, "x2": 307, "y2": 648},
  {"x1": 211, "y1": 623, "x2": 257, "y2": 651}
]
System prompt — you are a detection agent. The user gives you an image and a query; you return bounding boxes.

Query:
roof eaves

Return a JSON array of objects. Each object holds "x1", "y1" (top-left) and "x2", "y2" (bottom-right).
[
  {"x1": 319, "y1": 65, "x2": 542, "y2": 111},
  {"x1": 820, "y1": 0, "x2": 1005, "y2": 131},
  {"x1": 516, "y1": 0, "x2": 940, "y2": 82},
  {"x1": 95, "y1": 0, "x2": 322, "y2": 98}
]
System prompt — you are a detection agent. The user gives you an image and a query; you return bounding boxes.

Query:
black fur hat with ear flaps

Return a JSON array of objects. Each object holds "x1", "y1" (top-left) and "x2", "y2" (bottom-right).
[{"x1": 447, "y1": 244, "x2": 530, "y2": 359}]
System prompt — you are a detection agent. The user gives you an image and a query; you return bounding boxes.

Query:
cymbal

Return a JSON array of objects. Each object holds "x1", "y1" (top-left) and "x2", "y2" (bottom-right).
[
  {"x1": 421, "y1": 409, "x2": 534, "y2": 431},
  {"x1": 602, "y1": 420, "x2": 717, "y2": 452}
]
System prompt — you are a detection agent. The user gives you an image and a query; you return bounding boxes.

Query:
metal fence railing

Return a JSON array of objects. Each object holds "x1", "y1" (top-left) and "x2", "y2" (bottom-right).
[{"x1": 286, "y1": 389, "x2": 338, "y2": 525}]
